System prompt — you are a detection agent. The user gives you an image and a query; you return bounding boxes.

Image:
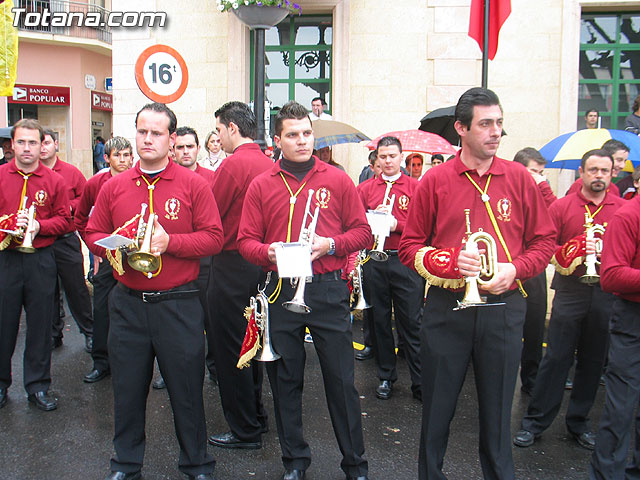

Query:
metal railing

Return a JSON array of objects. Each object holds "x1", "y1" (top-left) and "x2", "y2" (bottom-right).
[{"x1": 13, "y1": 0, "x2": 111, "y2": 44}]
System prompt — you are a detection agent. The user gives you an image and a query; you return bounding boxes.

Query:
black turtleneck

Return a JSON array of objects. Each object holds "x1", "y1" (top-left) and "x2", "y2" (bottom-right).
[{"x1": 281, "y1": 157, "x2": 315, "y2": 182}]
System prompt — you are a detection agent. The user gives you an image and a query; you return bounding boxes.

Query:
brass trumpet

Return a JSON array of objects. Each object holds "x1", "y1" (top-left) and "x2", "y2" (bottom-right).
[
  {"x1": 254, "y1": 288, "x2": 281, "y2": 362},
  {"x1": 369, "y1": 182, "x2": 396, "y2": 262},
  {"x1": 282, "y1": 189, "x2": 319, "y2": 314},
  {"x1": 127, "y1": 203, "x2": 160, "y2": 275},
  {"x1": 15, "y1": 200, "x2": 36, "y2": 254},
  {"x1": 580, "y1": 213, "x2": 605, "y2": 285},
  {"x1": 455, "y1": 209, "x2": 499, "y2": 310},
  {"x1": 351, "y1": 250, "x2": 371, "y2": 311}
]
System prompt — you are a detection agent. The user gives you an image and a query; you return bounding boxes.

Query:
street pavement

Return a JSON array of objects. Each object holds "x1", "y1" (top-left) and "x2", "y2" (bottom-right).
[{"x1": 0, "y1": 312, "x2": 605, "y2": 480}]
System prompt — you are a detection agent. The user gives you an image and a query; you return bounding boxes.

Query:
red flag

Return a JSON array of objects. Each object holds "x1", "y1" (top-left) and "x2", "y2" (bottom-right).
[{"x1": 468, "y1": 0, "x2": 511, "y2": 61}]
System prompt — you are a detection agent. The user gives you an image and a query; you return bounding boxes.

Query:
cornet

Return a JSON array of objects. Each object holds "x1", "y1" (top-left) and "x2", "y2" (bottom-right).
[
  {"x1": 127, "y1": 203, "x2": 160, "y2": 275},
  {"x1": 369, "y1": 182, "x2": 396, "y2": 262},
  {"x1": 580, "y1": 213, "x2": 605, "y2": 285},
  {"x1": 454, "y1": 209, "x2": 500, "y2": 310},
  {"x1": 282, "y1": 189, "x2": 319, "y2": 314},
  {"x1": 351, "y1": 250, "x2": 371, "y2": 311},
  {"x1": 15, "y1": 199, "x2": 36, "y2": 254},
  {"x1": 254, "y1": 287, "x2": 281, "y2": 362}
]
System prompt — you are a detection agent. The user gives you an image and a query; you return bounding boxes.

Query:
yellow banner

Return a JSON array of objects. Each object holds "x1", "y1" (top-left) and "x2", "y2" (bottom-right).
[{"x1": 0, "y1": 0, "x2": 18, "y2": 97}]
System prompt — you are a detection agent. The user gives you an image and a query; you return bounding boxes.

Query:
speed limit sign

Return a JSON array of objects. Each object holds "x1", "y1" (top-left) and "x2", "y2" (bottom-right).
[{"x1": 135, "y1": 45, "x2": 189, "y2": 104}]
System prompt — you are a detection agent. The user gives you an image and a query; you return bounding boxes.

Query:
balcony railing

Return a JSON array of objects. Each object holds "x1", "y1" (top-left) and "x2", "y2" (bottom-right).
[{"x1": 13, "y1": 0, "x2": 111, "y2": 44}]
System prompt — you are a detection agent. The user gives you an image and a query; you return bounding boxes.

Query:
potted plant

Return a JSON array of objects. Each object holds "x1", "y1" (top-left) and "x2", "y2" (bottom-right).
[{"x1": 216, "y1": 0, "x2": 302, "y2": 29}]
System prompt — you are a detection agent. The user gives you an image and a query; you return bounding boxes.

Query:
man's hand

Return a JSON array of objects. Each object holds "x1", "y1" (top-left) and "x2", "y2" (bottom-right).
[
  {"x1": 311, "y1": 235, "x2": 331, "y2": 261},
  {"x1": 482, "y1": 262, "x2": 517, "y2": 295},
  {"x1": 457, "y1": 249, "x2": 482, "y2": 277},
  {"x1": 150, "y1": 216, "x2": 169, "y2": 256},
  {"x1": 268, "y1": 242, "x2": 281, "y2": 264},
  {"x1": 94, "y1": 256, "x2": 102, "y2": 275},
  {"x1": 530, "y1": 171, "x2": 546, "y2": 185},
  {"x1": 585, "y1": 237, "x2": 597, "y2": 256}
]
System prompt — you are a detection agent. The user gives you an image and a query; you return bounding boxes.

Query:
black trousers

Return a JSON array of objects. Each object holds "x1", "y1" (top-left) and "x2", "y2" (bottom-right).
[
  {"x1": 419, "y1": 286, "x2": 526, "y2": 480},
  {"x1": 520, "y1": 271, "x2": 548, "y2": 392},
  {"x1": 51, "y1": 234, "x2": 93, "y2": 338},
  {"x1": 108, "y1": 284, "x2": 215, "y2": 476},
  {"x1": 0, "y1": 247, "x2": 56, "y2": 393},
  {"x1": 266, "y1": 274, "x2": 368, "y2": 477},
  {"x1": 197, "y1": 256, "x2": 215, "y2": 375},
  {"x1": 521, "y1": 275, "x2": 613, "y2": 436},
  {"x1": 590, "y1": 298, "x2": 640, "y2": 479},
  {"x1": 90, "y1": 260, "x2": 117, "y2": 371},
  {"x1": 208, "y1": 251, "x2": 266, "y2": 441},
  {"x1": 364, "y1": 254, "x2": 424, "y2": 391}
]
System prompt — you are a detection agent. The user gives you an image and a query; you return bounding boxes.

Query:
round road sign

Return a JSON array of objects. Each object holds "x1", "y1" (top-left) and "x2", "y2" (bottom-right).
[{"x1": 135, "y1": 45, "x2": 189, "y2": 104}]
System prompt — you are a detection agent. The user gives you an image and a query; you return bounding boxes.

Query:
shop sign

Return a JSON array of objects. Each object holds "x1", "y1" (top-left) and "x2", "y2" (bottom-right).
[
  {"x1": 91, "y1": 91, "x2": 113, "y2": 112},
  {"x1": 9, "y1": 84, "x2": 70, "y2": 106}
]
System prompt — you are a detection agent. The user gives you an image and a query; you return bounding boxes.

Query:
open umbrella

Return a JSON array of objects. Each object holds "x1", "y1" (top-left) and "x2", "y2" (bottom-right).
[
  {"x1": 366, "y1": 129, "x2": 457, "y2": 155},
  {"x1": 0, "y1": 127, "x2": 11, "y2": 139},
  {"x1": 541, "y1": 128, "x2": 640, "y2": 171},
  {"x1": 418, "y1": 106, "x2": 459, "y2": 146},
  {"x1": 312, "y1": 119, "x2": 370, "y2": 150}
]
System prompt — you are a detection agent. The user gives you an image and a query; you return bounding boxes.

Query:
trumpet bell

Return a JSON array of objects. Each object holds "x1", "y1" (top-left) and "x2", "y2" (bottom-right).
[
  {"x1": 369, "y1": 250, "x2": 388, "y2": 262},
  {"x1": 352, "y1": 294, "x2": 371, "y2": 310},
  {"x1": 256, "y1": 345, "x2": 281, "y2": 362},
  {"x1": 282, "y1": 299, "x2": 311, "y2": 314},
  {"x1": 579, "y1": 274, "x2": 600, "y2": 285},
  {"x1": 15, "y1": 244, "x2": 36, "y2": 254},
  {"x1": 127, "y1": 251, "x2": 160, "y2": 273}
]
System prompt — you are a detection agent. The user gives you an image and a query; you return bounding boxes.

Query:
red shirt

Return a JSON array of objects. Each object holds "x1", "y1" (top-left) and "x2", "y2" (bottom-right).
[
  {"x1": 85, "y1": 159, "x2": 224, "y2": 290},
  {"x1": 237, "y1": 159, "x2": 372, "y2": 274},
  {"x1": 194, "y1": 164, "x2": 216, "y2": 191},
  {"x1": 549, "y1": 189, "x2": 625, "y2": 278},
  {"x1": 566, "y1": 177, "x2": 620, "y2": 197},
  {"x1": 538, "y1": 181, "x2": 557, "y2": 208},
  {"x1": 74, "y1": 170, "x2": 113, "y2": 239},
  {"x1": 600, "y1": 195, "x2": 640, "y2": 302},
  {"x1": 50, "y1": 157, "x2": 86, "y2": 213},
  {"x1": 0, "y1": 161, "x2": 71, "y2": 248},
  {"x1": 398, "y1": 152, "x2": 556, "y2": 286},
  {"x1": 357, "y1": 174, "x2": 418, "y2": 250},
  {"x1": 212, "y1": 143, "x2": 273, "y2": 251}
]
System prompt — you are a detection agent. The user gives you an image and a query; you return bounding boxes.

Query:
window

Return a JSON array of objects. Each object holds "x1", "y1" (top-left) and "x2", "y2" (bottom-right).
[
  {"x1": 579, "y1": 13, "x2": 640, "y2": 129},
  {"x1": 251, "y1": 15, "x2": 332, "y2": 117}
]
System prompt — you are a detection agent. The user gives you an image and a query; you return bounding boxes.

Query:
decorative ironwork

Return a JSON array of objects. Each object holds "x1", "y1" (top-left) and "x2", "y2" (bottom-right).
[{"x1": 281, "y1": 51, "x2": 331, "y2": 73}]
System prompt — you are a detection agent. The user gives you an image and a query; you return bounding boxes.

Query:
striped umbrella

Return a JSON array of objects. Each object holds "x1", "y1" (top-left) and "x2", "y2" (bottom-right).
[
  {"x1": 542, "y1": 128, "x2": 640, "y2": 171},
  {"x1": 312, "y1": 120, "x2": 370, "y2": 150},
  {"x1": 366, "y1": 129, "x2": 457, "y2": 155}
]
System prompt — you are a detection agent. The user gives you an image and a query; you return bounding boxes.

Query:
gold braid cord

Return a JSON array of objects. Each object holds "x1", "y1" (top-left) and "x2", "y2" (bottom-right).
[{"x1": 415, "y1": 246, "x2": 465, "y2": 289}]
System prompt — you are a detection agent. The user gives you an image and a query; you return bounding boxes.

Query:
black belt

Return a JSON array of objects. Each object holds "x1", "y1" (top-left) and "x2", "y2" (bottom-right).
[
  {"x1": 57, "y1": 232, "x2": 75, "y2": 240},
  {"x1": 483, "y1": 289, "x2": 519, "y2": 302},
  {"x1": 273, "y1": 270, "x2": 342, "y2": 284},
  {"x1": 118, "y1": 282, "x2": 199, "y2": 303},
  {"x1": 385, "y1": 250, "x2": 398, "y2": 256}
]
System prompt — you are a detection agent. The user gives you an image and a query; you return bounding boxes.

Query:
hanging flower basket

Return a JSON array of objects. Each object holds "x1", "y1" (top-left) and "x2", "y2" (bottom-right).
[{"x1": 217, "y1": 1, "x2": 301, "y2": 29}]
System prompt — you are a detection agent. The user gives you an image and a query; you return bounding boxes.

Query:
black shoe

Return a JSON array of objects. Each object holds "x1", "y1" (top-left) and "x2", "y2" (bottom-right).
[
  {"x1": 104, "y1": 471, "x2": 141, "y2": 480},
  {"x1": 565, "y1": 378, "x2": 573, "y2": 390},
  {"x1": 0, "y1": 387, "x2": 7, "y2": 409},
  {"x1": 52, "y1": 336, "x2": 63, "y2": 349},
  {"x1": 376, "y1": 380, "x2": 392, "y2": 400},
  {"x1": 570, "y1": 430, "x2": 596, "y2": 450},
  {"x1": 346, "y1": 476, "x2": 368, "y2": 480},
  {"x1": 600, "y1": 375, "x2": 606, "y2": 387},
  {"x1": 355, "y1": 346, "x2": 373, "y2": 361},
  {"x1": 282, "y1": 469, "x2": 305, "y2": 480},
  {"x1": 27, "y1": 391, "x2": 57, "y2": 411},
  {"x1": 85, "y1": 335, "x2": 94, "y2": 353},
  {"x1": 208, "y1": 431, "x2": 261, "y2": 449},
  {"x1": 187, "y1": 475, "x2": 215, "y2": 480},
  {"x1": 513, "y1": 429, "x2": 538, "y2": 447},
  {"x1": 152, "y1": 377, "x2": 166, "y2": 390},
  {"x1": 208, "y1": 369, "x2": 218, "y2": 385},
  {"x1": 84, "y1": 368, "x2": 110, "y2": 383},
  {"x1": 396, "y1": 347, "x2": 405, "y2": 358},
  {"x1": 260, "y1": 420, "x2": 269, "y2": 434},
  {"x1": 521, "y1": 384, "x2": 533, "y2": 396},
  {"x1": 412, "y1": 389, "x2": 422, "y2": 402}
]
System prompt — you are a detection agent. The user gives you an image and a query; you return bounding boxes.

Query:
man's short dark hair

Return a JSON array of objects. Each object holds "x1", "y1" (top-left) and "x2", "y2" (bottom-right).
[
  {"x1": 633, "y1": 95, "x2": 640, "y2": 114},
  {"x1": 275, "y1": 101, "x2": 311, "y2": 136},
  {"x1": 43, "y1": 129, "x2": 58, "y2": 142},
  {"x1": 581, "y1": 148, "x2": 613, "y2": 170},
  {"x1": 376, "y1": 136, "x2": 402, "y2": 154},
  {"x1": 513, "y1": 147, "x2": 546, "y2": 167},
  {"x1": 368, "y1": 150, "x2": 377, "y2": 166},
  {"x1": 176, "y1": 126, "x2": 199, "y2": 146},
  {"x1": 602, "y1": 139, "x2": 629, "y2": 155},
  {"x1": 135, "y1": 103, "x2": 177, "y2": 134},
  {"x1": 104, "y1": 136, "x2": 132, "y2": 157},
  {"x1": 11, "y1": 118, "x2": 45, "y2": 141},
  {"x1": 455, "y1": 87, "x2": 502, "y2": 129},
  {"x1": 214, "y1": 101, "x2": 257, "y2": 140},
  {"x1": 585, "y1": 108, "x2": 599, "y2": 117},
  {"x1": 311, "y1": 96, "x2": 326, "y2": 106}
]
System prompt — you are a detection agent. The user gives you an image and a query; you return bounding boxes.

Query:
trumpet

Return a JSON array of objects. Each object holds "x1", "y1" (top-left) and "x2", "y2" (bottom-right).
[
  {"x1": 127, "y1": 203, "x2": 160, "y2": 275},
  {"x1": 580, "y1": 213, "x2": 605, "y2": 285},
  {"x1": 254, "y1": 287, "x2": 281, "y2": 362},
  {"x1": 15, "y1": 199, "x2": 36, "y2": 254},
  {"x1": 369, "y1": 182, "x2": 396, "y2": 262},
  {"x1": 351, "y1": 250, "x2": 371, "y2": 311},
  {"x1": 282, "y1": 189, "x2": 319, "y2": 314},
  {"x1": 455, "y1": 208, "x2": 499, "y2": 310}
]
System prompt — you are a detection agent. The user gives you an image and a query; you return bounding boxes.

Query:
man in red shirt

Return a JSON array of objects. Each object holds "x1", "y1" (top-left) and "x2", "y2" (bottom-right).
[
  {"x1": 206, "y1": 102, "x2": 272, "y2": 451},
  {"x1": 357, "y1": 136, "x2": 424, "y2": 401},
  {"x1": 0, "y1": 119, "x2": 70, "y2": 411},
  {"x1": 590, "y1": 193, "x2": 640, "y2": 478},
  {"x1": 237, "y1": 101, "x2": 370, "y2": 480},
  {"x1": 76, "y1": 136, "x2": 132, "y2": 384},
  {"x1": 398, "y1": 88, "x2": 556, "y2": 480},
  {"x1": 514, "y1": 149, "x2": 625, "y2": 451},
  {"x1": 85, "y1": 103, "x2": 223, "y2": 480},
  {"x1": 40, "y1": 129, "x2": 94, "y2": 353}
]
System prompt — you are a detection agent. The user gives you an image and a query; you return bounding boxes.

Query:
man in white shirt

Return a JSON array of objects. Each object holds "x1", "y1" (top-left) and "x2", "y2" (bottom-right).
[{"x1": 309, "y1": 97, "x2": 332, "y2": 120}]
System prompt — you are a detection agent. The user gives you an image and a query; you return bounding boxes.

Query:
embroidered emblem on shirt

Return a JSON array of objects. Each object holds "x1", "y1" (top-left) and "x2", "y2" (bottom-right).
[
  {"x1": 34, "y1": 190, "x2": 47, "y2": 207},
  {"x1": 496, "y1": 197, "x2": 512, "y2": 222},
  {"x1": 315, "y1": 187, "x2": 331, "y2": 209},
  {"x1": 136, "y1": 180, "x2": 141, "y2": 187},
  {"x1": 164, "y1": 197, "x2": 180, "y2": 220},
  {"x1": 398, "y1": 194, "x2": 410, "y2": 211}
]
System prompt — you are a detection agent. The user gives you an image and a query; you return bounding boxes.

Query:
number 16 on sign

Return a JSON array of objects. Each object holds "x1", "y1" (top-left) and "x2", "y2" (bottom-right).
[{"x1": 135, "y1": 45, "x2": 189, "y2": 104}]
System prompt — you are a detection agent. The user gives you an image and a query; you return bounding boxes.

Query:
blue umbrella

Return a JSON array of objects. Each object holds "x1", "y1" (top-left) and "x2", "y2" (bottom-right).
[
  {"x1": 542, "y1": 128, "x2": 640, "y2": 171},
  {"x1": 312, "y1": 119, "x2": 370, "y2": 150}
]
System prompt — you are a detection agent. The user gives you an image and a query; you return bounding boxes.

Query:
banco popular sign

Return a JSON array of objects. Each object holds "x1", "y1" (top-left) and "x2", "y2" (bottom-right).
[{"x1": 9, "y1": 84, "x2": 71, "y2": 106}]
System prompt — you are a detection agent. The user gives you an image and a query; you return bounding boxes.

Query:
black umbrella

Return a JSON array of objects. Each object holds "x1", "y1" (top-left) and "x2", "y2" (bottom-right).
[
  {"x1": 418, "y1": 106, "x2": 459, "y2": 146},
  {"x1": 0, "y1": 127, "x2": 11, "y2": 139}
]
